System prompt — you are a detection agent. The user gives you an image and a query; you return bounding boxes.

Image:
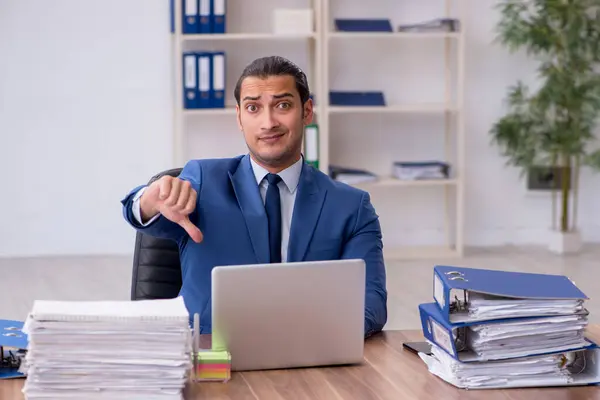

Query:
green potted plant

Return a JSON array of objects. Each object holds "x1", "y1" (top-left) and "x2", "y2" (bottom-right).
[{"x1": 490, "y1": 0, "x2": 600, "y2": 254}]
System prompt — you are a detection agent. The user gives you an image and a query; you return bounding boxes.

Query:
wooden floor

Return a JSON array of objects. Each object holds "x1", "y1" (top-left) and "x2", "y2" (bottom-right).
[{"x1": 0, "y1": 245, "x2": 599, "y2": 330}]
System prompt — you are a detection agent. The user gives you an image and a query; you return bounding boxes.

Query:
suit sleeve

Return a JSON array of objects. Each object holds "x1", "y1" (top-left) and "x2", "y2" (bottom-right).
[
  {"x1": 121, "y1": 160, "x2": 203, "y2": 243},
  {"x1": 341, "y1": 191, "x2": 388, "y2": 338}
]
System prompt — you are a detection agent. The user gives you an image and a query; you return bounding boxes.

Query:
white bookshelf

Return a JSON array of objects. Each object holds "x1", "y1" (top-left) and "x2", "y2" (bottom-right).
[
  {"x1": 170, "y1": 0, "x2": 465, "y2": 260},
  {"x1": 319, "y1": 0, "x2": 466, "y2": 260},
  {"x1": 170, "y1": 0, "x2": 323, "y2": 166}
]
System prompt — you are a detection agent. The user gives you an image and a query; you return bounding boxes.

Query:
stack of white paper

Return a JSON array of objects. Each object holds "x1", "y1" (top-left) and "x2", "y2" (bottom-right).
[
  {"x1": 466, "y1": 314, "x2": 589, "y2": 360},
  {"x1": 21, "y1": 297, "x2": 191, "y2": 400},
  {"x1": 392, "y1": 161, "x2": 449, "y2": 181},
  {"x1": 467, "y1": 292, "x2": 585, "y2": 320},
  {"x1": 419, "y1": 344, "x2": 580, "y2": 389}
]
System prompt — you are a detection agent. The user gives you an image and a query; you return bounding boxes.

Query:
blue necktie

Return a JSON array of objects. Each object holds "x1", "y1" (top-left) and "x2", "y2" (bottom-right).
[{"x1": 265, "y1": 173, "x2": 282, "y2": 263}]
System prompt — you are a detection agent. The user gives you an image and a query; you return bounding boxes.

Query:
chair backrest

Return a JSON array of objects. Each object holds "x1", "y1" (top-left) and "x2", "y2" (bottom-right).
[{"x1": 130, "y1": 168, "x2": 183, "y2": 301}]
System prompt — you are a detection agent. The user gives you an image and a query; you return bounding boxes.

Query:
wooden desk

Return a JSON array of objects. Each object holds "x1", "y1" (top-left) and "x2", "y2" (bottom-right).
[{"x1": 2, "y1": 328, "x2": 599, "y2": 399}]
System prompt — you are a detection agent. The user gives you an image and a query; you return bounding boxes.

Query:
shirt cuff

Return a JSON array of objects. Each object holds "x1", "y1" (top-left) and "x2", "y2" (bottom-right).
[{"x1": 132, "y1": 186, "x2": 160, "y2": 226}]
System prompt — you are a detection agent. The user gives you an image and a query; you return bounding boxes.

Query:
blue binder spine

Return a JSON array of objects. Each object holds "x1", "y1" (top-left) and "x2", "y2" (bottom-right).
[
  {"x1": 211, "y1": 52, "x2": 225, "y2": 108},
  {"x1": 334, "y1": 19, "x2": 393, "y2": 32},
  {"x1": 329, "y1": 91, "x2": 386, "y2": 107},
  {"x1": 183, "y1": 52, "x2": 198, "y2": 109},
  {"x1": 212, "y1": 0, "x2": 226, "y2": 34},
  {"x1": 197, "y1": 52, "x2": 212, "y2": 108},
  {"x1": 182, "y1": 0, "x2": 199, "y2": 34},
  {"x1": 199, "y1": 0, "x2": 211, "y2": 34},
  {"x1": 433, "y1": 265, "x2": 589, "y2": 324},
  {"x1": 169, "y1": 0, "x2": 175, "y2": 33}
]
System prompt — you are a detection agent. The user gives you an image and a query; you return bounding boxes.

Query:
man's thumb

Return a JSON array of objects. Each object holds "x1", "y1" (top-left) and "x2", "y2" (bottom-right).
[{"x1": 178, "y1": 217, "x2": 203, "y2": 243}]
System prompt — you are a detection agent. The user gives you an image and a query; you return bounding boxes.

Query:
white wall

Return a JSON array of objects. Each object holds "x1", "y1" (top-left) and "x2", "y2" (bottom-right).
[
  {"x1": 2, "y1": 0, "x2": 600, "y2": 258},
  {"x1": 0, "y1": 0, "x2": 174, "y2": 257}
]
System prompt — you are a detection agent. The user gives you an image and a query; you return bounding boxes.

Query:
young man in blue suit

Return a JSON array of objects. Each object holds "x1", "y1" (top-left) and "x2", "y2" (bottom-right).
[{"x1": 121, "y1": 56, "x2": 387, "y2": 337}]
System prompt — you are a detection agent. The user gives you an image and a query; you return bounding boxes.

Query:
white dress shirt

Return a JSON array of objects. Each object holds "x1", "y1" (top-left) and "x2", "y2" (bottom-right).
[{"x1": 132, "y1": 156, "x2": 303, "y2": 262}]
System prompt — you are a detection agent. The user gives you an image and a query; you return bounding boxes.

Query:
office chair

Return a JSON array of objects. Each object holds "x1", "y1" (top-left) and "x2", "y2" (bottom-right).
[{"x1": 130, "y1": 167, "x2": 183, "y2": 301}]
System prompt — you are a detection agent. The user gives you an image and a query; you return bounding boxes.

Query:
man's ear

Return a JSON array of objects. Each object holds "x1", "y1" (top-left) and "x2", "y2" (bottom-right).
[{"x1": 302, "y1": 98, "x2": 314, "y2": 125}]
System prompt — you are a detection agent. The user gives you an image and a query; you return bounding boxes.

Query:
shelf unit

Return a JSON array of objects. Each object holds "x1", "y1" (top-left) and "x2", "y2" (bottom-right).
[
  {"x1": 170, "y1": 0, "x2": 324, "y2": 167},
  {"x1": 319, "y1": 0, "x2": 466, "y2": 260},
  {"x1": 170, "y1": 0, "x2": 465, "y2": 260}
]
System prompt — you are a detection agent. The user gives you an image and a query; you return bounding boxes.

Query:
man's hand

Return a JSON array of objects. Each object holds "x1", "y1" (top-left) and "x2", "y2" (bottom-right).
[{"x1": 139, "y1": 176, "x2": 203, "y2": 243}]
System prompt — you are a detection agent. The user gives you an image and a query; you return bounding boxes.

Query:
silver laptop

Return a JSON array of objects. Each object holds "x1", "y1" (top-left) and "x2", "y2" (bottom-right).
[{"x1": 211, "y1": 259, "x2": 366, "y2": 371}]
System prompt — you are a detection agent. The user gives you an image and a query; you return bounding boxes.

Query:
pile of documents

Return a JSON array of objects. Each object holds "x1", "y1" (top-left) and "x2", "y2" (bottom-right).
[
  {"x1": 397, "y1": 18, "x2": 460, "y2": 33},
  {"x1": 328, "y1": 165, "x2": 378, "y2": 185},
  {"x1": 21, "y1": 296, "x2": 192, "y2": 399},
  {"x1": 392, "y1": 161, "x2": 449, "y2": 180},
  {"x1": 416, "y1": 266, "x2": 599, "y2": 389}
]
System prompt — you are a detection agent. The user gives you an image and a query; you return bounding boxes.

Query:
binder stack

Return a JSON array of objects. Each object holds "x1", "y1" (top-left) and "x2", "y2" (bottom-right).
[
  {"x1": 21, "y1": 297, "x2": 192, "y2": 399},
  {"x1": 182, "y1": 51, "x2": 226, "y2": 109},
  {"x1": 172, "y1": 0, "x2": 226, "y2": 34},
  {"x1": 416, "y1": 266, "x2": 600, "y2": 389}
]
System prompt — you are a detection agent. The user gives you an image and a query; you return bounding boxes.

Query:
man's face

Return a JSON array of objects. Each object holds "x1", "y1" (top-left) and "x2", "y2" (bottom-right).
[{"x1": 236, "y1": 75, "x2": 313, "y2": 170}]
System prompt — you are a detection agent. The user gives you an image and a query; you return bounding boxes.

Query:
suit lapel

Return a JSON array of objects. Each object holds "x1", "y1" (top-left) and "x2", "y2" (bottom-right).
[
  {"x1": 287, "y1": 164, "x2": 327, "y2": 262},
  {"x1": 228, "y1": 155, "x2": 269, "y2": 264}
]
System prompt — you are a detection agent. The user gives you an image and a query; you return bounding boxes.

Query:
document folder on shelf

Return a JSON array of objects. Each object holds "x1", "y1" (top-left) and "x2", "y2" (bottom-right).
[
  {"x1": 211, "y1": 51, "x2": 225, "y2": 108},
  {"x1": 398, "y1": 18, "x2": 460, "y2": 33},
  {"x1": 419, "y1": 302, "x2": 592, "y2": 362},
  {"x1": 182, "y1": 52, "x2": 199, "y2": 109},
  {"x1": 433, "y1": 265, "x2": 589, "y2": 324},
  {"x1": 197, "y1": 52, "x2": 212, "y2": 108},
  {"x1": 0, "y1": 319, "x2": 27, "y2": 380},
  {"x1": 334, "y1": 19, "x2": 393, "y2": 32},
  {"x1": 329, "y1": 91, "x2": 386, "y2": 106},
  {"x1": 199, "y1": 0, "x2": 211, "y2": 34},
  {"x1": 182, "y1": 0, "x2": 200, "y2": 34},
  {"x1": 211, "y1": 0, "x2": 226, "y2": 34},
  {"x1": 304, "y1": 124, "x2": 319, "y2": 169}
]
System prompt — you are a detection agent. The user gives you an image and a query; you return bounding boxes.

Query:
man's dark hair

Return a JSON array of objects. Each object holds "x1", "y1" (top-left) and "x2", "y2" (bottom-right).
[{"x1": 234, "y1": 56, "x2": 310, "y2": 105}]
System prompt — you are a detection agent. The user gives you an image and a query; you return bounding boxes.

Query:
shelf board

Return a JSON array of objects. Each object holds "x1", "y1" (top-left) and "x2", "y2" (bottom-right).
[
  {"x1": 183, "y1": 108, "x2": 237, "y2": 116},
  {"x1": 384, "y1": 245, "x2": 461, "y2": 260},
  {"x1": 328, "y1": 104, "x2": 457, "y2": 114},
  {"x1": 183, "y1": 106, "x2": 325, "y2": 116},
  {"x1": 328, "y1": 32, "x2": 460, "y2": 40},
  {"x1": 180, "y1": 33, "x2": 316, "y2": 41},
  {"x1": 349, "y1": 178, "x2": 458, "y2": 189}
]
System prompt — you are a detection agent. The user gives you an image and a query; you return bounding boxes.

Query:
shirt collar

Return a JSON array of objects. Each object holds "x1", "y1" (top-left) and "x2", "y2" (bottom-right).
[{"x1": 250, "y1": 156, "x2": 303, "y2": 194}]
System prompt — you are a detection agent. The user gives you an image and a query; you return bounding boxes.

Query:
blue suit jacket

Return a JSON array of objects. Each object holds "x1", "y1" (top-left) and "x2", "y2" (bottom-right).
[{"x1": 121, "y1": 155, "x2": 387, "y2": 336}]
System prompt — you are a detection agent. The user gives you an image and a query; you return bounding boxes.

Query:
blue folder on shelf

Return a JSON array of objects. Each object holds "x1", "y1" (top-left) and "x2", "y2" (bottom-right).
[
  {"x1": 211, "y1": 0, "x2": 226, "y2": 34},
  {"x1": 197, "y1": 52, "x2": 213, "y2": 108},
  {"x1": 181, "y1": 0, "x2": 200, "y2": 34},
  {"x1": 211, "y1": 51, "x2": 226, "y2": 108},
  {"x1": 329, "y1": 91, "x2": 385, "y2": 107},
  {"x1": 0, "y1": 319, "x2": 28, "y2": 380},
  {"x1": 182, "y1": 52, "x2": 199, "y2": 109},
  {"x1": 433, "y1": 265, "x2": 589, "y2": 324},
  {"x1": 199, "y1": 0, "x2": 211, "y2": 34},
  {"x1": 334, "y1": 19, "x2": 393, "y2": 32}
]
